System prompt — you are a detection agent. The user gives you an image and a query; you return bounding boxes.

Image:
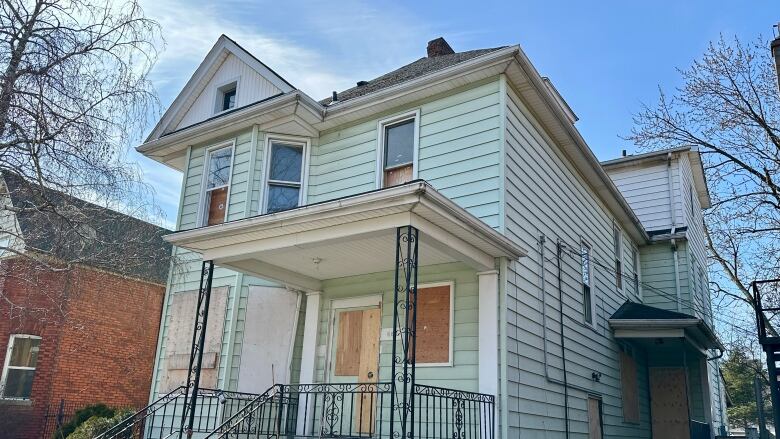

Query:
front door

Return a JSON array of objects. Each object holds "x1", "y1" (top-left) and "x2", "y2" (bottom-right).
[
  {"x1": 331, "y1": 306, "x2": 381, "y2": 433},
  {"x1": 649, "y1": 367, "x2": 691, "y2": 439}
]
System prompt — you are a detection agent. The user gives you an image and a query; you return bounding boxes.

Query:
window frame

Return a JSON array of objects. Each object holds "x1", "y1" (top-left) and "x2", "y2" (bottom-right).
[
  {"x1": 213, "y1": 77, "x2": 241, "y2": 114},
  {"x1": 613, "y1": 222, "x2": 623, "y2": 292},
  {"x1": 632, "y1": 247, "x2": 642, "y2": 300},
  {"x1": 580, "y1": 239, "x2": 596, "y2": 328},
  {"x1": 375, "y1": 110, "x2": 420, "y2": 189},
  {"x1": 261, "y1": 135, "x2": 310, "y2": 215},
  {"x1": 0, "y1": 334, "x2": 41, "y2": 400},
  {"x1": 198, "y1": 141, "x2": 236, "y2": 227},
  {"x1": 414, "y1": 281, "x2": 455, "y2": 367}
]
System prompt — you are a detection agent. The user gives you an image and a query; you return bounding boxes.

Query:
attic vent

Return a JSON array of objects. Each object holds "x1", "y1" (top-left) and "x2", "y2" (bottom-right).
[
  {"x1": 427, "y1": 37, "x2": 454, "y2": 57},
  {"x1": 357, "y1": 81, "x2": 369, "y2": 87}
]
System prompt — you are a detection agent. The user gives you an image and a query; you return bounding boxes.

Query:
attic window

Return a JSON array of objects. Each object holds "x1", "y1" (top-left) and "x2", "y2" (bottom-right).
[{"x1": 216, "y1": 82, "x2": 237, "y2": 113}]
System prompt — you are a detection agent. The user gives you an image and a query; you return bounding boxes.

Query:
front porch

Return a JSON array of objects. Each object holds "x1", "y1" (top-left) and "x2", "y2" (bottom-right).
[{"x1": 101, "y1": 182, "x2": 524, "y2": 439}]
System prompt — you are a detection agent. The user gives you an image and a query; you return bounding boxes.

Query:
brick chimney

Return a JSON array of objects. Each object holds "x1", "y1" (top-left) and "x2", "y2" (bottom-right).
[{"x1": 427, "y1": 37, "x2": 455, "y2": 57}]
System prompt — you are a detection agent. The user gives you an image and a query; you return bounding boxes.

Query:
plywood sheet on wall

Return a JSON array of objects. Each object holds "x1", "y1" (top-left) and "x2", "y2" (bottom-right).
[
  {"x1": 413, "y1": 285, "x2": 451, "y2": 364},
  {"x1": 237, "y1": 286, "x2": 299, "y2": 393},
  {"x1": 161, "y1": 287, "x2": 228, "y2": 391}
]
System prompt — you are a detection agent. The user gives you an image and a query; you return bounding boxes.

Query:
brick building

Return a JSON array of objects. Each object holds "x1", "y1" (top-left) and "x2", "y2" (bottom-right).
[{"x1": 0, "y1": 173, "x2": 170, "y2": 438}]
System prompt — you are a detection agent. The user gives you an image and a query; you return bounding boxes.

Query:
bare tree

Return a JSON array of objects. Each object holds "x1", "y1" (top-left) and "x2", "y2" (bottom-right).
[
  {"x1": 0, "y1": 0, "x2": 170, "y2": 322},
  {"x1": 628, "y1": 34, "x2": 780, "y2": 342}
]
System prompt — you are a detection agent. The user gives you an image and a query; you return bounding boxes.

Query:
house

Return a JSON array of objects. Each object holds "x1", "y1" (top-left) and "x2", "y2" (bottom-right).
[
  {"x1": 129, "y1": 35, "x2": 728, "y2": 439},
  {"x1": 0, "y1": 173, "x2": 171, "y2": 439}
]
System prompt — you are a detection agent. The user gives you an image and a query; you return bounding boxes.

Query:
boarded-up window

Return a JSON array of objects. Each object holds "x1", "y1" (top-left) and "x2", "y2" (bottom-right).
[
  {"x1": 620, "y1": 350, "x2": 640, "y2": 423},
  {"x1": 412, "y1": 284, "x2": 451, "y2": 364},
  {"x1": 588, "y1": 397, "x2": 603, "y2": 439},
  {"x1": 382, "y1": 117, "x2": 415, "y2": 187},
  {"x1": 161, "y1": 287, "x2": 228, "y2": 391},
  {"x1": 203, "y1": 146, "x2": 233, "y2": 226}
]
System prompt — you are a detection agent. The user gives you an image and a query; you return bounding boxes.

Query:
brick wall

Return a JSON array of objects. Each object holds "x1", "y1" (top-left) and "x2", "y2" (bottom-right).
[{"x1": 0, "y1": 258, "x2": 165, "y2": 439}]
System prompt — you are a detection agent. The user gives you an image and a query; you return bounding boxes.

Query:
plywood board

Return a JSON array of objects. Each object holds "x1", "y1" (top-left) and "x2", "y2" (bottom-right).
[
  {"x1": 207, "y1": 187, "x2": 228, "y2": 225},
  {"x1": 650, "y1": 367, "x2": 690, "y2": 439},
  {"x1": 588, "y1": 397, "x2": 603, "y2": 439},
  {"x1": 620, "y1": 351, "x2": 640, "y2": 423},
  {"x1": 335, "y1": 310, "x2": 363, "y2": 376},
  {"x1": 357, "y1": 308, "x2": 380, "y2": 433},
  {"x1": 413, "y1": 285, "x2": 451, "y2": 364},
  {"x1": 161, "y1": 287, "x2": 228, "y2": 391},
  {"x1": 238, "y1": 286, "x2": 299, "y2": 393}
]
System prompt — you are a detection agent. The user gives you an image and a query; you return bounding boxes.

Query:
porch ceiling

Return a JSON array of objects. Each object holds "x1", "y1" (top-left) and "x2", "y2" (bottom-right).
[{"x1": 165, "y1": 181, "x2": 526, "y2": 291}]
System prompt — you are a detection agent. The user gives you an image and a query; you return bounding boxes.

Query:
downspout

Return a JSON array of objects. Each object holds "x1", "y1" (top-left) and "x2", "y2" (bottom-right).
[
  {"x1": 668, "y1": 152, "x2": 682, "y2": 312},
  {"x1": 538, "y1": 235, "x2": 597, "y2": 439},
  {"x1": 557, "y1": 240, "x2": 571, "y2": 439}
]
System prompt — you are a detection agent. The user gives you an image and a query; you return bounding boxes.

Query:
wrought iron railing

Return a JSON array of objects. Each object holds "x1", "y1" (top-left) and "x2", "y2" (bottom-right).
[
  {"x1": 412, "y1": 384, "x2": 495, "y2": 439},
  {"x1": 207, "y1": 382, "x2": 494, "y2": 439},
  {"x1": 95, "y1": 387, "x2": 260, "y2": 439},
  {"x1": 753, "y1": 279, "x2": 780, "y2": 342}
]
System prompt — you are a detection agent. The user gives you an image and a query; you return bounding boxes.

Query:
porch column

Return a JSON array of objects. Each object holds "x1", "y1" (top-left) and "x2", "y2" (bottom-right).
[
  {"x1": 296, "y1": 291, "x2": 321, "y2": 435},
  {"x1": 478, "y1": 270, "x2": 499, "y2": 397}
]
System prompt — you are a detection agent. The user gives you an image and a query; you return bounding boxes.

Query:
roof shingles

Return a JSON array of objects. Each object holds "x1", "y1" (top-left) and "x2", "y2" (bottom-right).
[{"x1": 320, "y1": 47, "x2": 506, "y2": 105}]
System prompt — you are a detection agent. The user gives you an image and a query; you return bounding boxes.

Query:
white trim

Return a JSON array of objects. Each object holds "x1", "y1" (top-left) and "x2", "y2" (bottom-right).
[
  {"x1": 0, "y1": 334, "x2": 41, "y2": 400},
  {"x1": 197, "y1": 140, "x2": 236, "y2": 227},
  {"x1": 261, "y1": 134, "x2": 310, "y2": 214},
  {"x1": 296, "y1": 291, "x2": 321, "y2": 435},
  {"x1": 375, "y1": 109, "x2": 420, "y2": 189},
  {"x1": 325, "y1": 295, "x2": 384, "y2": 379},
  {"x1": 414, "y1": 281, "x2": 455, "y2": 368},
  {"x1": 213, "y1": 76, "x2": 241, "y2": 115},
  {"x1": 580, "y1": 238, "x2": 597, "y2": 329},
  {"x1": 477, "y1": 270, "x2": 499, "y2": 400}
]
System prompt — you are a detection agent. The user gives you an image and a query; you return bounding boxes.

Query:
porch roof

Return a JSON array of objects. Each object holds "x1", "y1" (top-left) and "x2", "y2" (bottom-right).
[
  {"x1": 165, "y1": 181, "x2": 526, "y2": 291},
  {"x1": 608, "y1": 301, "x2": 724, "y2": 352}
]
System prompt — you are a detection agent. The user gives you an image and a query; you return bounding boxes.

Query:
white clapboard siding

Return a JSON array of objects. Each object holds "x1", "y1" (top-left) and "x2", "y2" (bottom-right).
[{"x1": 177, "y1": 53, "x2": 283, "y2": 130}]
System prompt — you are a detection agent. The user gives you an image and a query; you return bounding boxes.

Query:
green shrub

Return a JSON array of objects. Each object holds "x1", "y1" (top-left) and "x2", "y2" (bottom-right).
[
  {"x1": 53, "y1": 404, "x2": 115, "y2": 439},
  {"x1": 65, "y1": 409, "x2": 133, "y2": 439}
]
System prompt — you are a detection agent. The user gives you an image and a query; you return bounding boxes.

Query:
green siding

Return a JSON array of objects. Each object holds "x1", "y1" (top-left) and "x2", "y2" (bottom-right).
[
  {"x1": 315, "y1": 262, "x2": 479, "y2": 392},
  {"x1": 309, "y1": 80, "x2": 503, "y2": 228},
  {"x1": 502, "y1": 81, "x2": 651, "y2": 439}
]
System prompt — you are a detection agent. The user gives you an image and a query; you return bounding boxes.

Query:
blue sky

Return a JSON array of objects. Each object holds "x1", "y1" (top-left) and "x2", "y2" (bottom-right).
[{"x1": 133, "y1": 0, "x2": 779, "y2": 226}]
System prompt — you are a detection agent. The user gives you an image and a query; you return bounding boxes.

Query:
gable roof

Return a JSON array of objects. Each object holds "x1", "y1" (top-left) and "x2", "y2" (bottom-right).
[
  {"x1": 2, "y1": 172, "x2": 172, "y2": 283},
  {"x1": 320, "y1": 47, "x2": 505, "y2": 105},
  {"x1": 146, "y1": 34, "x2": 296, "y2": 142}
]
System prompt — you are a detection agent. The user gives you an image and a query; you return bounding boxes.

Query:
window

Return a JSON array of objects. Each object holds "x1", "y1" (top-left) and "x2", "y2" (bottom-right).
[
  {"x1": 632, "y1": 248, "x2": 641, "y2": 299},
  {"x1": 202, "y1": 145, "x2": 233, "y2": 226},
  {"x1": 587, "y1": 396, "x2": 604, "y2": 439},
  {"x1": 690, "y1": 183, "x2": 695, "y2": 216},
  {"x1": 264, "y1": 140, "x2": 305, "y2": 214},
  {"x1": 620, "y1": 349, "x2": 640, "y2": 423},
  {"x1": 215, "y1": 81, "x2": 238, "y2": 113},
  {"x1": 613, "y1": 223, "x2": 623, "y2": 290},
  {"x1": 1, "y1": 335, "x2": 41, "y2": 399},
  {"x1": 378, "y1": 113, "x2": 418, "y2": 188},
  {"x1": 410, "y1": 283, "x2": 453, "y2": 365},
  {"x1": 581, "y1": 241, "x2": 594, "y2": 325}
]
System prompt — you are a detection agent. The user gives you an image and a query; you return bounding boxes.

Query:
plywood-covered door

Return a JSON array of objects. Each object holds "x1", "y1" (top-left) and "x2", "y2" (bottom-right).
[
  {"x1": 587, "y1": 397, "x2": 603, "y2": 439},
  {"x1": 649, "y1": 367, "x2": 691, "y2": 439},
  {"x1": 332, "y1": 307, "x2": 381, "y2": 433}
]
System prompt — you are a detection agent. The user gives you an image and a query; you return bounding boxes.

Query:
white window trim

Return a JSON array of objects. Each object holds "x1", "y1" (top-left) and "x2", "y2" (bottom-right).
[
  {"x1": 375, "y1": 109, "x2": 420, "y2": 189},
  {"x1": 260, "y1": 134, "x2": 310, "y2": 215},
  {"x1": 613, "y1": 221, "x2": 624, "y2": 292},
  {"x1": 414, "y1": 280, "x2": 455, "y2": 367},
  {"x1": 632, "y1": 247, "x2": 642, "y2": 301},
  {"x1": 197, "y1": 140, "x2": 236, "y2": 227},
  {"x1": 213, "y1": 76, "x2": 241, "y2": 115},
  {"x1": 580, "y1": 239, "x2": 597, "y2": 329},
  {"x1": 0, "y1": 334, "x2": 41, "y2": 400}
]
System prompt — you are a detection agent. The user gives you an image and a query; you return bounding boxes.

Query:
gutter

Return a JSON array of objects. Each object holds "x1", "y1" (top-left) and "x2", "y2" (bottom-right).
[{"x1": 510, "y1": 50, "x2": 648, "y2": 244}]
